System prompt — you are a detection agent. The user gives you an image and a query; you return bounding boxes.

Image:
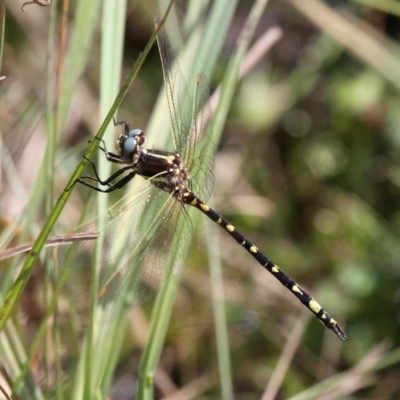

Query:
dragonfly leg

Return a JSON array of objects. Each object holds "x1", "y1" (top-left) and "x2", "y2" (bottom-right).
[
  {"x1": 77, "y1": 167, "x2": 137, "y2": 193},
  {"x1": 113, "y1": 117, "x2": 130, "y2": 134},
  {"x1": 79, "y1": 155, "x2": 136, "y2": 187},
  {"x1": 88, "y1": 138, "x2": 125, "y2": 164}
]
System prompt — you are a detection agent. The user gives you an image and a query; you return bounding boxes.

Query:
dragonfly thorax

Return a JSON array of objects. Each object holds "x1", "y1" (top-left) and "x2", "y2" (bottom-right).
[{"x1": 143, "y1": 150, "x2": 190, "y2": 195}]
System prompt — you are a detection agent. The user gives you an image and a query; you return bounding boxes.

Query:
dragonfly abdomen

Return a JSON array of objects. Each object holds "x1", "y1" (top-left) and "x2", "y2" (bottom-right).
[{"x1": 184, "y1": 191, "x2": 347, "y2": 340}]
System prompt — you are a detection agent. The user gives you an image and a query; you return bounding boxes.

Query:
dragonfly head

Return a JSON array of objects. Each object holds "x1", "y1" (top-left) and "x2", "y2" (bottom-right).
[{"x1": 116, "y1": 128, "x2": 146, "y2": 163}]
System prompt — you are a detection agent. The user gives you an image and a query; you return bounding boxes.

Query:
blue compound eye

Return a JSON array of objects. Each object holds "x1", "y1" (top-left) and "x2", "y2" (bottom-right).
[
  {"x1": 119, "y1": 129, "x2": 145, "y2": 163},
  {"x1": 128, "y1": 129, "x2": 143, "y2": 139}
]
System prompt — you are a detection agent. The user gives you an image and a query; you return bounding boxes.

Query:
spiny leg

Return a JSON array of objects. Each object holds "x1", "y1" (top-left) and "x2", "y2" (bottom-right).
[
  {"x1": 113, "y1": 117, "x2": 130, "y2": 133},
  {"x1": 78, "y1": 167, "x2": 137, "y2": 193},
  {"x1": 79, "y1": 156, "x2": 127, "y2": 184},
  {"x1": 90, "y1": 137, "x2": 126, "y2": 164},
  {"x1": 183, "y1": 191, "x2": 347, "y2": 341}
]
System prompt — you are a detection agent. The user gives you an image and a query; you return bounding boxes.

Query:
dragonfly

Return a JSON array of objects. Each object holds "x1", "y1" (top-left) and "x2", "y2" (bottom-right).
[{"x1": 62, "y1": 18, "x2": 347, "y2": 340}]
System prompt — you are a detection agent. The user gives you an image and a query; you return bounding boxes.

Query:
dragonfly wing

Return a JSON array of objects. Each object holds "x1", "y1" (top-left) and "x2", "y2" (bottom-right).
[
  {"x1": 97, "y1": 192, "x2": 193, "y2": 322},
  {"x1": 185, "y1": 73, "x2": 216, "y2": 202},
  {"x1": 58, "y1": 181, "x2": 193, "y2": 322},
  {"x1": 156, "y1": 18, "x2": 193, "y2": 163},
  {"x1": 156, "y1": 21, "x2": 216, "y2": 202}
]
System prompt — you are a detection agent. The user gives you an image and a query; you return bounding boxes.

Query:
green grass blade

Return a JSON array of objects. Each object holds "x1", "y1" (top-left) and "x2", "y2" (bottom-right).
[
  {"x1": 58, "y1": 0, "x2": 100, "y2": 130},
  {"x1": 204, "y1": 215, "x2": 234, "y2": 400},
  {"x1": 80, "y1": 1, "x2": 128, "y2": 397},
  {"x1": 0, "y1": 0, "x2": 5, "y2": 77},
  {"x1": 136, "y1": 1, "x2": 251, "y2": 397},
  {"x1": 352, "y1": 0, "x2": 400, "y2": 16},
  {"x1": 0, "y1": 2, "x2": 172, "y2": 334},
  {"x1": 205, "y1": 1, "x2": 271, "y2": 398},
  {"x1": 137, "y1": 275, "x2": 181, "y2": 399},
  {"x1": 213, "y1": 0, "x2": 270, "y2": 141},
  {"x1": 290, "y1": 0, "x2": 400, "y2": 91}
]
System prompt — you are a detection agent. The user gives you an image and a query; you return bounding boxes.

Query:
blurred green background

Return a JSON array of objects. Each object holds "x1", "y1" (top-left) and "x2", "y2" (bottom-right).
[{"x1": 1, "y1": 0, "x2": 400, "y2": 399}]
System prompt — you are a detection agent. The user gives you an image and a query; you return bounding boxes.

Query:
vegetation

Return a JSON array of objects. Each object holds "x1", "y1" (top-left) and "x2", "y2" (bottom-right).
[{"x1": 1, "y1": 0, "x2": 400, "y2": 398}]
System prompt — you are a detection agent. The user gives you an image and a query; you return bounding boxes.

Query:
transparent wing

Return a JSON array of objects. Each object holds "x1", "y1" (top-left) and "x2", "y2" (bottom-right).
[
  {"x1": 156, "y1": 19, "x2": 216, "y2": 202},
  {"x1": 186, "y1": 73, "x2": 216, "y2": 202},
  {"x1": 156, "y1": 18, "x2": 192, "y2": 160},
  {"x1": 59, "y1": 180, "x2": 193, "y2": 321}
]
